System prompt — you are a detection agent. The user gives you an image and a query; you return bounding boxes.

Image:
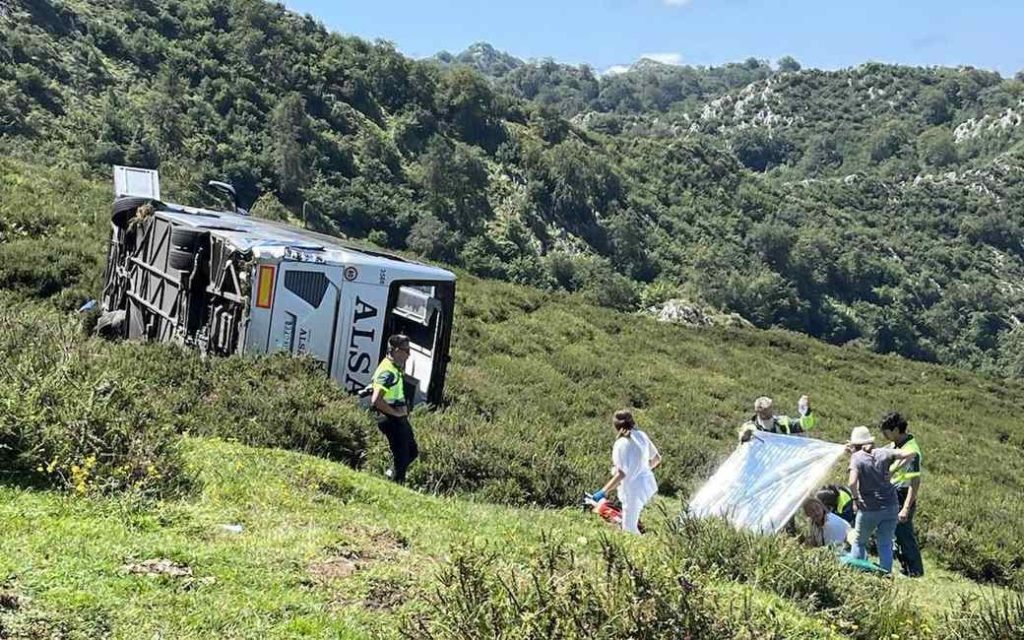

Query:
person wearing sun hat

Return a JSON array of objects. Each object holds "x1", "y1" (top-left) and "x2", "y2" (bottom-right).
[{"x1": 844, "y1": 425, "x2": 921, "y2": 573}]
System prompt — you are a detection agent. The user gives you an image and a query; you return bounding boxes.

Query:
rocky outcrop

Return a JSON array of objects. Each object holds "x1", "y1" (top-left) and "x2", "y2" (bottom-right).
[{"x1": 645, "y1": 299, "x2": 753, "y2": 328}]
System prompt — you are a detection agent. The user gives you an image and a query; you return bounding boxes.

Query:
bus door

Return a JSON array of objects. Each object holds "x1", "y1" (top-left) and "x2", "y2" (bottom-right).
[{"x1": 383, "y1": 281, "x2": 455, "y2": 407}]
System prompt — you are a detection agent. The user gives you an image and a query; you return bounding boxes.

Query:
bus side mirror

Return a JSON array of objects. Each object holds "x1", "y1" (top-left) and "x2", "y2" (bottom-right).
[{"x1": 207, "y1": 180, "x2": 247, "y2": 214}]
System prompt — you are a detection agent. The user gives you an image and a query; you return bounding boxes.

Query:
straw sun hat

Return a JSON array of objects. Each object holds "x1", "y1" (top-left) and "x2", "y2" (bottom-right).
[{"x1": 847, "y1": 425, "x2": 875, "y2": 446}]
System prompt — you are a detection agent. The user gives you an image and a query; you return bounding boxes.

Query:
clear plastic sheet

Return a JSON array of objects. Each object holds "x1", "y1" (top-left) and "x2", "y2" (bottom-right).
[{"x1": 688, "y1": 432, "x2": 846, "y2": 534}]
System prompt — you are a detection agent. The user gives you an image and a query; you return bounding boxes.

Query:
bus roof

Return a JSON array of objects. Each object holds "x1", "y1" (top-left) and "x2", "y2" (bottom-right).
[{"x1": 156, "y1": 202, "x2": 455, "y2": 282}]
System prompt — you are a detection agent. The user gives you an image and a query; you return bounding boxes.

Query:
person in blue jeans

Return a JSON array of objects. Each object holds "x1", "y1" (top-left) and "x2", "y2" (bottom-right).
[{"x1": 845, "y1": 426, "x2": 921, "y2": 573}]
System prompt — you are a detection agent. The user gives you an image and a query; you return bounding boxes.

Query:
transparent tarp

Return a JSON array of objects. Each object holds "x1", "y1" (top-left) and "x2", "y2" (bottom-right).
[{"x1": 688, "y1": 432, "x2": 846, "y2": 534}]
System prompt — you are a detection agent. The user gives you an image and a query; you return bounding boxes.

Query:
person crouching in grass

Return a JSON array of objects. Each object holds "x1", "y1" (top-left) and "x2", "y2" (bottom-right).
[
  {"x1": 803, "y1": 497, "x2": 852, "y2": 554},
  {"x1": 845, "y1": 425, "x2": 920, "y2": 573},
  {"x1": 591, "y1": 410, "x2": 662, "y2": 534}
]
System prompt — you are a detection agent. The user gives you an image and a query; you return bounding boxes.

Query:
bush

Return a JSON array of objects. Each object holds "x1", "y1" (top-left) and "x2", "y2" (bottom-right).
[
  {"x1": 409, "y1": 522, "x2": 932, "y2": 640},
  {"x1": 405, "y1": 536, "x2": 744, "y2": 639},
  {"x1": 181, "y1": 354, "x2": 370, "y2": 467},
  {"x1": 941, "y1": 593, "x2": 1024, "y2": 640},
  {"x1": 665, "y1": 517, "x2": 927, "y2": 639},
  {"x1": 0, "y1": 302, "x2": 187, "y2": 495},
  {"x1": 0, "y1": 299, "x2": 371, "y2": 495}
]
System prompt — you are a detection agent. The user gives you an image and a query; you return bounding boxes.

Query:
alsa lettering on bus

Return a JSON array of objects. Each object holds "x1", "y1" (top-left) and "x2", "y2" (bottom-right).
[{"x1": 344, "y1": 296, "x2": 379, "y2": 393}]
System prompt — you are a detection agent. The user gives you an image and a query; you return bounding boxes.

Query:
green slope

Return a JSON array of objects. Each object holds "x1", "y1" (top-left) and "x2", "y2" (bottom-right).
[
  {"x1": 0, "y1": 438, "x2": 1010, "y2": 639},
  {"x1": 2, "y1": 157, "x2": 1024, "y2": 639},
  {"x1": 5, "y1": 156, "x2": 1022, "y2": 587}
]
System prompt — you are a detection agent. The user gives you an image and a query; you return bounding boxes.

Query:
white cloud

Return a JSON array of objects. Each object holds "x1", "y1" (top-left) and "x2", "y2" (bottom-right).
[
  {"x1": 639, "y1": 52, "x2": 684, "y2": 66},
  {"x1": 598, "y1": 64, "x2": 630, "y2": 75},
  {"x1": 663, "y1": 0, "x2": 693, "y2": 6},
  {"x1": 603, "y1": 64, "x2": 633, "y2": 76}
]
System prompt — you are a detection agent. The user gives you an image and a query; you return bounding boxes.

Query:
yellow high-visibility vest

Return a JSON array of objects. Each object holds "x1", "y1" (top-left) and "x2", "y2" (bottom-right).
[
  {"x1": 890, "y1": 436, "x2": 922, "y2": 488},
  {"x1": 372, "y1": 357, "x2": 405, "y2": 406}
]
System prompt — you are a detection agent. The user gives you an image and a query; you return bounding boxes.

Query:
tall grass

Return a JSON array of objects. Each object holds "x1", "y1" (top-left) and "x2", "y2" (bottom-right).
[
  {"x1": 941, "y1": 593, "x2": 1024, "y2": 640},
  {"x1": 406, "y1": 521, "x2": 937, "y2": 640}
]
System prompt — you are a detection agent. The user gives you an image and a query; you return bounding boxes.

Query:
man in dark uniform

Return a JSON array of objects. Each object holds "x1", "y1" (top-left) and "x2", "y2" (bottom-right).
[
  {"x1": 880, "y1": 411, "x2": 924, "y2": 577},
  {"x1": 371, "y1": 334, "x2": 418, "y2": 484}
]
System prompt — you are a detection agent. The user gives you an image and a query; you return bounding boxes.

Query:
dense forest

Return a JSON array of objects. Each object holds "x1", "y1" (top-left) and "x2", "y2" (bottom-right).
[{"x1": 3, "y1": 0, "x2": 1024, "y2": 376}]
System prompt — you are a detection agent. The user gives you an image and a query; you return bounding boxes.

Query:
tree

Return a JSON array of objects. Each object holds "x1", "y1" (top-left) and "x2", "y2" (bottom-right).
[
  {"x1": 420, "y1": 137, "x2": 491, "y2": 232},
  {"x1": 608, "y1": 207, "x2": 655, "y2": 281},
  {"x1": 718, "y1": 269, "x2": 805, "y2": 330},
  {"x1": 868, "y1": 123, "x2": 909, "y2": 164},
  {"x1": 408, "y1": 213, "x2": 460, "y2": 262},
  {"x1": 250, "y1": 192, "x2": 291, "y2": 222},
  {"x1": 145, "y1": 69, "x2": 185, "y2": 154},
  {"x1": 802, "y1": 134, "x2": 843, "y2": 173},
  {"x1": 921, "y1": 88, "x2": 951, "y2": 125},
  {"x1": 436, "y1": 66, "x2": 504, "y2": 148},
  {"x1": 731, "y1": 128, "x2": 793, "y2": 172},
  {"x1": 266, "y1": 93, "x2": 310, "y2": 199},
  {"x1": 578, "y1": 258, "x2": 639, "y2": 311},
  {"x1": 919, "y1": 128, "x2": 956, "y2": 167},
  {"x1": 749, "y1": 221, "x2": 797, "y2": 269},
  {"x1": 541, "y1": 141, "x2": 620, "y2": 248},
  {"x1": 777, "y1": 56, "x2": 801, "y2": 73}
]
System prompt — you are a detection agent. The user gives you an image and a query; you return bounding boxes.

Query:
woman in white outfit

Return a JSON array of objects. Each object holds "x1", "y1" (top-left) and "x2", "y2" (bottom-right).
[{"x1": 590, "y1": 410, "x2": 662, "y2": 534}]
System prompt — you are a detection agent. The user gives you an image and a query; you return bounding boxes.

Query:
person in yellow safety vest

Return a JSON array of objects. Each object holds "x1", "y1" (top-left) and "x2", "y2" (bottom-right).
[
  {"x1": 371, "y1": 334, "x2": 418, "y2": 484},
  {"x1": 739, "y1": 395, "x2": 817, "y2": 443},
  {"x1": 816, "y1": 484, "x2": 856, "y2": 525},
  {"x1": 880, "y1": 411, "x2": 924, "y2": 577}
]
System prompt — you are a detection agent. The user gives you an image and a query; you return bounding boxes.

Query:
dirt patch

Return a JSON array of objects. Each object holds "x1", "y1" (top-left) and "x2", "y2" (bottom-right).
[
  {"x1": 0, "y1": 591, "x2": 21, "y2": 611},
  {"x1": 327, "y1": 576, "x2": 415, "y2": 612},
  {"x1": 309, "y1": 556, "x2": 360, "y2": 583},
  {"x1": 308, "y1": 526, "x2": 412, "y2": 587},
  {"x1": 320, "y1": 526, "x2": 408, "y2": 566},
  {"x1": 122, "y1": 558, "x2": 192, "y2": 577},
  {"x1": 120, "y1": 558, "x2": 216, "y2": 590},
  {"x1": 367, "y1": 529, "x2": 408, "y2": 557},
  {"x1": 362, "y1": 578, "x2": 408, "y2": 611}
]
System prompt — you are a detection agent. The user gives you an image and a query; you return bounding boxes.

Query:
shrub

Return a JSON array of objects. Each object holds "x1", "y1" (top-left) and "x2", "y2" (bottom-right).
[
  {"x1": 181, "y1": 354, "x2": 371, "y2": 467},
  {"x1": 664, "y1": 517, "x2": 927, "y2": 639},
  {"x1": 0, "y1": 301, "x2": 187, "y2": 496},
  {"x1": 404, "y1": 536, "x2": 743, "y2": 639},
  {"x1": 941, "y1": 593, "x2": 1024, "y2": 640},
  {"x1": 408, "y1": 524, "x2": 933, "y2": 640},
  {"x1": 0, "y1": 299, "x2": 371, "y2": 494}
]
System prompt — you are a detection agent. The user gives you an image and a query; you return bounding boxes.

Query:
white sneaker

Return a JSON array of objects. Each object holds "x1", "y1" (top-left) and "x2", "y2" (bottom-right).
[{"x1": 384, "y1": 468, "x2": 394, "y2": 479}]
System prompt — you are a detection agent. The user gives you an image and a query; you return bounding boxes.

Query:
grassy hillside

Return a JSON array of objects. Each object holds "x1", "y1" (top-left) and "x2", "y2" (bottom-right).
[
  {"x1": 3, "y1": 156, "x2": 1024, "y2": 638},
  {"x1": 4, "y1": 0, "x2": 1024, "y2": 377},
  {"x1": 4, "y1": 437, "x2": 1016, "y2": 639},
  {"x1": 14, "y1": 151, "x2": 1016, "y2": 583}
]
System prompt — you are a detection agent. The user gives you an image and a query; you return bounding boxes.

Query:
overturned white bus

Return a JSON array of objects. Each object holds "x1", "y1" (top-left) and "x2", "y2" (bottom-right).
[{"x1": 99, "y1": 167, "x2": 455, "y2": 406}]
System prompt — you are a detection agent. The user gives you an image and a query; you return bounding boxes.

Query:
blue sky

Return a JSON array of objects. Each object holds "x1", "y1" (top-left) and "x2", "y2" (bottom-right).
[{"x1": 283, "y1": 0, "x2": 1024, "y2": 76}]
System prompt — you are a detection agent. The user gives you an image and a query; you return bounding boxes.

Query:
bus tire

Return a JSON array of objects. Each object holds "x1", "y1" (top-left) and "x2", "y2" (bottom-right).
[
  {"x1": 168, "y1": 228, "x2": 203, "y2": 270},
  {"x1": 111, "y1": 196, "x2": 164, "y2": 225}
]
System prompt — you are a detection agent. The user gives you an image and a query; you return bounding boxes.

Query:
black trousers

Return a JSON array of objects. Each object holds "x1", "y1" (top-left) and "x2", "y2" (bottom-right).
[
  {"x1": 894, "y1": 487, "x2": 924, "y2": 577},
  {"x1": 378, "y1": 415, "x2": 418, "y2": 483}
]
